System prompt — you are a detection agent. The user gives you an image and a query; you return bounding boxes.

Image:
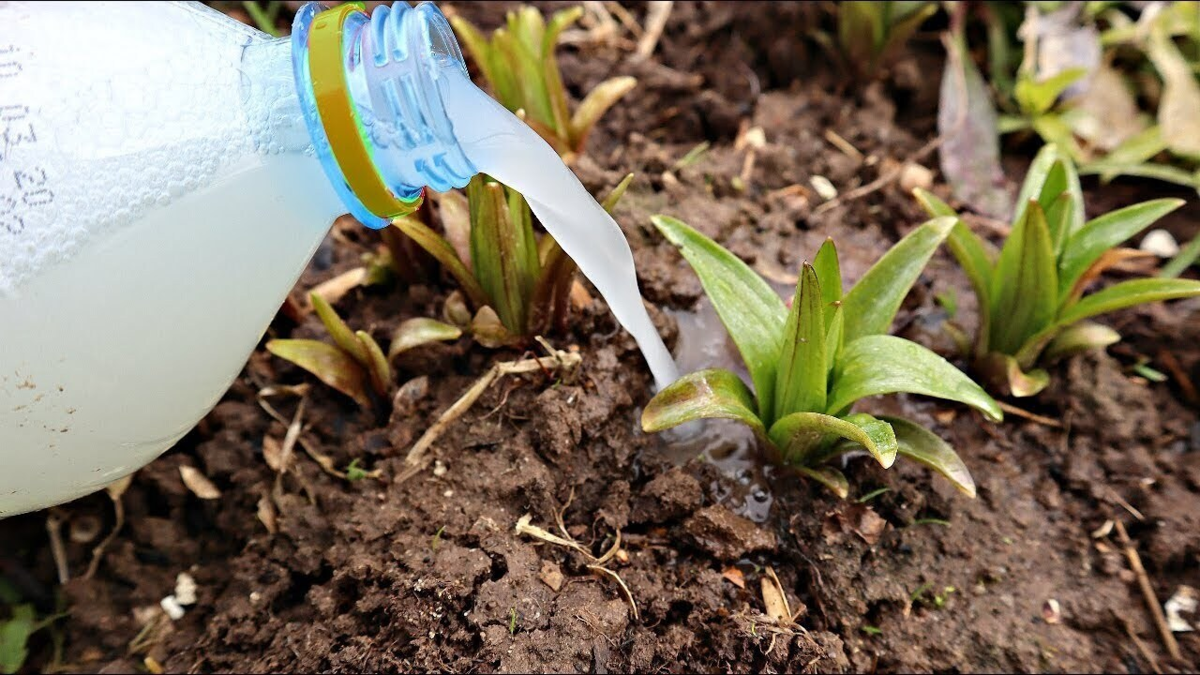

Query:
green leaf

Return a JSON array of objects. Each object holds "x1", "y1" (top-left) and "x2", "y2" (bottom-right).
[
  {"x1": 541, "y1": 6, "x2": 583, "y2": 139},
  {"x1": 601, "y1": 173, "x2": 636, "y2": 214},
  {"x1": 773, "y1": 264, "x2": 827, "y2": 423},
  {"x1": 1015, "y1": 145, "x2": 1085, "y2": 236},
  {"x1": 356, "y1": 331, "x2": 391, "y2": 396},
  {"x1": 878, "y1": 2, "x2": 937, "y2": 68},
  {"x1": 1058, "y1": 199, "x2": 1185, "y2": 297},
  {"x1": 469, "y1": 177, "x2": 532, "y2": 333},
  {"x1": 0, "y1": 604, "x2": 35, "y2": 675},
  {"x1": 813, "y1": 238, "x2": 842, "y2": 327},
  {"x1": 825, "y1": 304, "x2": 845, "y2": 373},
  {"x1": 989, "y1": 201, "x2": 1058, "y2": 356},
  {"x1": 528, "y1": 237, "x2": 578, "y2": 335},
  {"x1": 642, "y1": 369, "x2": 766, "y2": 440},
  {"x1": 1041, "y1": 320, "x2": 1121, "y2": 362},
  {"x1": 569, "y1": 76, "x2": 637, "y2": 151},
  {"x1": 841, "y1": 217, "x2": 956, "y2": 342},
  {"x1": 266, "y1": 339, "x2": 372, "y2": 409},
  {"x1": 829, "y1": 335, "x2": 1003, "y2": 422},
  {"x1": 393, "y1": 217, "x2": 490, "y2": 309},
  {"x1": 767, "y1": 411, "x2": 897, "y2": 469},
  {"x1": 880, "y1": 416, "x2": 976, "y2": 497},
  {"x1": 1055, "y1": 278, "x2": 1200, "y2": 327},
  {"x1": 1162, "y1": 233, "x2": 1200, "y2": 278},
  {"x1": 798, "y1": 466, "x2": 850, "y2": 499},
  {"x1": 1042, "y1": 191, "x2": 1075, "y2": 257},
  {"x1": 388, "y1": 318, "x2": 463, "y2": 361},
  {"x1": 651, "y1": 215, "x2": 787, "y2": 417},
  {"x1": 1015, "y1": 67, "x2": 1087, "y2": 115},
  {"x1": 309, "y1": 292, "x2": 368, "y2": 365},
  {"x1": 913, "y1": 188, "x2": 996, "y2": 320}
]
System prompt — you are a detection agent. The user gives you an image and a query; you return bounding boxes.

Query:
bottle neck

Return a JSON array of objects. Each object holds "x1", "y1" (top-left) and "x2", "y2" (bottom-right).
[{"x1": 290, "y1": 2, "x2": 476, "y2": 228}]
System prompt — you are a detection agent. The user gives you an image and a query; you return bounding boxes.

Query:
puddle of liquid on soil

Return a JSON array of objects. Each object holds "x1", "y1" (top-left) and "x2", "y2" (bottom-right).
[
  {"x1": 440, "y1": 69, "x2": 679, "y2": 392},
  {"x1": 654, "y1": 296, "x2": 778, "y2": 523}
]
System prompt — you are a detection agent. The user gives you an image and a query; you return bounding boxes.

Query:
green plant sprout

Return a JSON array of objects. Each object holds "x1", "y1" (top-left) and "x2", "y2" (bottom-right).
[
  {"x1": 267, "y1": 293, "x2": 461, "y2": 409},
  {"x1": 1, "y1": 579, "x2": 65, "y2": 675},
  {"x1": 394, "y1": 173, "x2": 633, "y2": 348},
  {"x1": 837, "y1": 1, "x2": 938, "y2": 77},
  {"x1": 643, "y1": 215, "x2": 1003, "y2": 499},
  {"x1": 451, "y1": 5, "x2": 636, "y2": 160},
  {"x1": 915, "y1": 144, "x2": 1200, "y2": 397},
  {"x1": 992, "y1": 3, "x2": 1200, "y2": 191}
]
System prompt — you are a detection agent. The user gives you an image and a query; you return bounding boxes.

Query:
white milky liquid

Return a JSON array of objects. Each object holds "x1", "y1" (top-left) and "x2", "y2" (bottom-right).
[{"x1": 439, "y1": 69, "x2": 679, "y2": 390}]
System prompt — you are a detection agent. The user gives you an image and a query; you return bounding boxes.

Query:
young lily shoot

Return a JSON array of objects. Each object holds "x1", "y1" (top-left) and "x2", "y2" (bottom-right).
[
  {"x1": 915, "y1": 144, "x2": 1200, "y2": 397},
  {"x1": 394, "y1": 174, "x2": 634, "y2": 348},
  {"x1": 450, "y1": 5, "x2": 636, "y2": 160},
  {"x1": 645, "y1": 215, "x2": 1003, "y2": 499}
]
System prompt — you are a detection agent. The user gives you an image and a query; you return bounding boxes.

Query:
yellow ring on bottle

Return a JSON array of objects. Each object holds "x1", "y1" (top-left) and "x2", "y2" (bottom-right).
[{"x1": 308, "y1": 3, "x2": 422, "y2": 220}]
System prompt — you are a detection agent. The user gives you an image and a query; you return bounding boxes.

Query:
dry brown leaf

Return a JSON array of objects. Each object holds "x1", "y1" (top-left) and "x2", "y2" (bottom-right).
[
  {"x1": 761, "y1": 567, "x2": 791, "y2": 624},
  {"x1": 308, "y1": 267, "x2": 367, "y2": 308},
  {"x1": 257, "y1": 495, "x2": 278, "y2": 534},
  {"x1": 179, "y1": 466, "x2": 221, "y2": 500},
  {"x1": 262, "y1": 435, "x2": 284, "y2": 472},
  {"x1": 722, "y1": 567, "x2": 746, "y2": 589}
]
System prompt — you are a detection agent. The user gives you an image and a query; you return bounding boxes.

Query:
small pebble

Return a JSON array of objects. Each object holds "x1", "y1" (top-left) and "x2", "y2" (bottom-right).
[
  {"x1": 1141, "y1": 229, "x2": 1179, "y2": 257},
  {"x1": 160, "y1": 595, "x2": 185, "y2": 621},
  {"x1": 810, "y1": 175, "x2": 838, "y2": 201},
  {"x1": 175, "y1": 572, "x2": 197, "y2": 606}
]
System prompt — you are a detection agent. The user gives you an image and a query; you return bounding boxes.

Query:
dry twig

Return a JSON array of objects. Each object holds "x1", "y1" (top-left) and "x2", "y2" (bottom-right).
[
  {"x1": 1115, "y1": 520, "x2": 1181, "y2": 661},
  {"x1": 633, "y1": 1, "x2": 672, "y2": 60},
  {"x1": 812, "y1": 136, "x2": 942, "y2": 216}
]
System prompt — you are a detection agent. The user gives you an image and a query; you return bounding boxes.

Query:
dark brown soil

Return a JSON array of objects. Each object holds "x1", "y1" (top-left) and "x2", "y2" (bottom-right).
[{"x1": 4, "y1": 2, "x2": 1199, "y2": 673}]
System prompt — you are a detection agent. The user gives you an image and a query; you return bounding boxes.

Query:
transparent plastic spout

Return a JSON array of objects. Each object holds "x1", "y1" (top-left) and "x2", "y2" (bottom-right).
[{"x1": 291, "y1": 1, "x2": 476, "y2": 228}]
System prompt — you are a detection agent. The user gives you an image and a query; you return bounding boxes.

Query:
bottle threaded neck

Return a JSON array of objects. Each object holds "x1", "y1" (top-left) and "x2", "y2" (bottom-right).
[{"x1": 291, "y1": 2, "x2": 475, "y2": 228}]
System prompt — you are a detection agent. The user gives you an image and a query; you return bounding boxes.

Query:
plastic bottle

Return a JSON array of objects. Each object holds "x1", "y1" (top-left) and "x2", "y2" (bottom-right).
[{"x1": 0, "y1": 1, "x2": 488, "y2": 516}]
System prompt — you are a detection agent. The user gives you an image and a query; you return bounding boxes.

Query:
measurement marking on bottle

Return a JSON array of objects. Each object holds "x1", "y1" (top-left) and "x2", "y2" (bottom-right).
[{"x1": 0, "y1": 44, "x2": 55, "y2": 238}]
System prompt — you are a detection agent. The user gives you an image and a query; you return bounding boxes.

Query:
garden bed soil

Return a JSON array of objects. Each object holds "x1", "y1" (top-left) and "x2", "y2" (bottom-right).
[{"x1": 3, "y1": 2, "x2": 1199, "y2": 672}]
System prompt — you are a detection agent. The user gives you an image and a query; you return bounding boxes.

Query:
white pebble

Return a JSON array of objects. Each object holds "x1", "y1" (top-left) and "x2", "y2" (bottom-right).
[
  {"x1": 175, "y1": 572, "x2": 198, "y2": 606},
  {"x1": 160, "y1": 595, "x2": 185, "y2": 621},
  {"x1": 1141, "y1": 229, "x2": 1179, "y2": 257}
]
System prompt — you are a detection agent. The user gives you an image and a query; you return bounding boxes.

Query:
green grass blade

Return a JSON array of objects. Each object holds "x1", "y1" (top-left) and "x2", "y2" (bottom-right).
[
  {"x1": 773, "y1": 264, "x2": 827, "y2": 423},
  {"x1": 355, "y1": 331, "x2": 391, "y2": 396},
  {"x1": 767, "y1": 411, "x2": 896, "y2": 469},
  {"x1": 569, "y1": 76, "x2": 637, "y2": 151},
  {"x1": 651, "y1": 215, "x2": 787, "y2": 417},
  {"x1": 1059, "y1": 198, "x2": 1185, "y2": 296},
  {"x1": 469, "y1": 178, "x2": 528, "y2": 333},
  {"x1": 989, "y1": 200, "x2": 1058, "y2": 355},
  {"x1": 1162, "y1": 233, "x2": 1200, "y2": 278},
  {"x1": 841, "y1": 216, "x2": 956, "y2": 342},
  {"x1": 880, "y1": 416, "x2": 976, "y2": 497},
  {"x1": 642, "y1": 368, "x2": 765, "y2": 440},
  {"x1": 829, "y1": 335, "x2": 1003, "y2": 422},
  {"x1": 601, "y1": 173, "x2": 636, "y2": 214}
]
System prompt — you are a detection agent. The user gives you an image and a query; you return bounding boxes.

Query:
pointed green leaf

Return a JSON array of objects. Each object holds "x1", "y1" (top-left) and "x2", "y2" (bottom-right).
[
  {"x1": 989, "y1": 201, "x2": 1058, "y2": 355},
  {"x1": 356, "y1": 331, "x2": 391, "y2": 396},
  {"x1": 310, "y1": 293, "x2": 368, "y2": 365},
  {"x1": 642, "y1": 369, "x2": 765, "y2": 440},
  {"x1": 507, "y1": 188, "x2": 540, "y2": 289},
  {"x1": 798, "y1": 466, "x2": 850, "y2": 499},
  {"x1": 388, "y1": 318, "x2": 463, "y2": 361},
  {"x1": 813, "y1": 238, "x2": 842, "y2": 326},
  {"x1": 912, "y1": 189, "x2": 996, "y2": 334},
  {"x1": 393, "y1": 217, "x2": 489, "y2": 308},
  {"x1": 1043, "y1": 191, "x2": 1075, "y2": 257},
  {"x1": 773, "y1": 264, "x2": 827, "y2": 423},
  {"x1": 1042, "y1": 321, "x2": 1121, "y2": 362},
  {"x1": 1014, "y1": 145, "x2": 1085, "y2": 236},
  {"x1": 266, "y1": 339, "x2": 372, "y2": 409},
  {"x1": 829, "y1": 335, "x2": 1003, "y2": 422},
  {"x1": 841, "y1": 217, "x2": 956, "y2": 342},
  {"x1": 651, "y1": 215, "x2": 787, "y2": 417},
  {"x1": 1059, "y1": 199, "x2": 1185, "y2": 297},
  {"x1": 1056, "y1": 278, "x2": 1200, "y2": 327},
  {"x1": 825, "y1": 306, "x2": 845, "y2": 374},
  {"x1": 601, "y1": 173, "x2": 636, "y2": 214},
  {"x1": 768, "y1": 411, "x2": 897, "y2": 469},
  {"x1": 469, "y1": 177, "x2": 530, "y2": 333},
  {"x1": 880, "y1": 416, "x2": 976, "y2": 497},
  {"x1": 569, "y1": 76, "x2": 637, "y2": 151}
]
